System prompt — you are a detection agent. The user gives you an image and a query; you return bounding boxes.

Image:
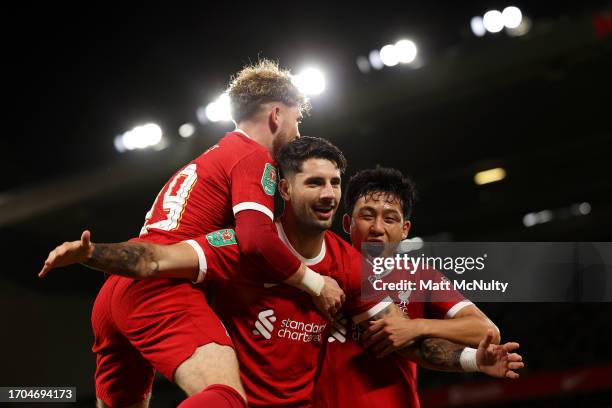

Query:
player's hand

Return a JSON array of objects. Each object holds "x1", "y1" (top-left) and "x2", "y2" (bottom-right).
[
  {"x1": 362, "y1": 316, "x2": 421, "y2": 358},
  {"x1": 38, "y1": 230, "x2": 94, "y2": 278},
  {"x1": 477, "y1": 329, "x2": 524, "y2": 379},
  {"x1": 313, "y1": 276, "x2": 346, "y2": 320}
]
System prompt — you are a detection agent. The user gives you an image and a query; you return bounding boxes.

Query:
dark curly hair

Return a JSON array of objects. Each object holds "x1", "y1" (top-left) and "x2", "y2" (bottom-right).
[
  {"x1": 344, "y1": 166, "x2": 416, "y2": 219},
  {"x1": 276, "y1": 136, "x2": 347, "y2": 176},
  {"x1": 227, "y1": 59, "x2": 310, "y2": 123}
]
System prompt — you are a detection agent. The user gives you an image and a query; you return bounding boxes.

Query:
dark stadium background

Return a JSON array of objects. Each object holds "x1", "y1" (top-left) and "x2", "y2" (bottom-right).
[{"x1": 2, "y1": 2, "x2": 611, "y2": 407}]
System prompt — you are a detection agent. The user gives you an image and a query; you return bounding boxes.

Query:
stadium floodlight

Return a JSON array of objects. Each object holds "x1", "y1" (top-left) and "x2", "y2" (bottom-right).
[
  {"x1": 502, "y1": 6, "x2": 522, "y2": 29},
  {"x1": 114, "y1": 135, "x2": 127, "y2": 153},
  {"x1": 578, "y1": 202, "x2": 592, "y2": 215},
  {"x1": 523, "y1": 209, "x2": 554, "y2": 227},
  {"x1": 292, "y1": 67, "x2": 326, "y2": 96},
  {"x1": 368, "y1": 49, "x2": 384, "y2": 70},
  {"x1": 179, "y1": 123, "x2": 196, "y2": 138},
  {"x1": 537, "y1": 210, "x2": 553, "y2": 224},
  {"x1": 470, "y1": 16, "x2": 487, "y2": 37},
  {"x1": 474, "y1": 167, "x2": 506, "y2": 185},
  {"x1": 506, "y1": 15, "x2": 532, "y2": 37},
  {"x1": 205, "y1": 93, "x2": 232, "y2": 122},
  {"x1": 379, "y1": 44, "x2": 400, "y2": 67},
  {"x1": 483, "y1": 10, "x2": 504, "y2": 33},
  {"x1": 395, "y1": 39, "x2": 418, "y2": 64},
  {"x1": 116, "y1": 123, "x2": 163, "y2": 152},
  {"x1": 522, "y1": 212, "x2": 537, "y2": 227}
]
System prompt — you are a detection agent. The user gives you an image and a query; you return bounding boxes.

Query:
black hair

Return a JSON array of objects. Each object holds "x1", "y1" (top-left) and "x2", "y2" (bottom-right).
[
  {"x1": 344, "y1": 166, "x2": 416, "y2": 219},
  {"x1": 276, "y1": 136, "x2": 347, "y2": 175}
]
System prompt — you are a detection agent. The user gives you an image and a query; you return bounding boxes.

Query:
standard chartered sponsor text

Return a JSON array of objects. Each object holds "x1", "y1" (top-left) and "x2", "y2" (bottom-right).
[{"x1": 277, "y1": 318, "x2": 327, "y2": 343}]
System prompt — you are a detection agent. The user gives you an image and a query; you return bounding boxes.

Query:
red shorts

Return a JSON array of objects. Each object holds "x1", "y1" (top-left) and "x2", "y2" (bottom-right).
[{"x1": 91, "y1": 275, "x2": 233, "y2": 407}]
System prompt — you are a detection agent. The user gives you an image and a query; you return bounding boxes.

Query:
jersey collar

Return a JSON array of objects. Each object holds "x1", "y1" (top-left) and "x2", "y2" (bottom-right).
[
  {"x1": 276, "y1": 221, "x2": 326, "y2": 266},
  {"x1": 234, "y1": 128, "x2": 251, "y2": 139}
]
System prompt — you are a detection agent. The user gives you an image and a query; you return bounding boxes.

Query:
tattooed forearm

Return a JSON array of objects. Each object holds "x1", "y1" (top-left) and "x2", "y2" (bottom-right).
[
  {"x1": 404, "y1": 338, "x2": 464, "y2": 372},
  {"x1": 83, "y1": 243, "x2": 160, "y2": 279}
]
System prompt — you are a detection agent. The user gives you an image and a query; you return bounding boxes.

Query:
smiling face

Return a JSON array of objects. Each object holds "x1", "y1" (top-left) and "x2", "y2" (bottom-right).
[
  {"x1": 344, "y1": 191, "x2": 411, "y2": 248},
  {"x1": 280, "y1": 158, "x2": 342, "y2": 233}
]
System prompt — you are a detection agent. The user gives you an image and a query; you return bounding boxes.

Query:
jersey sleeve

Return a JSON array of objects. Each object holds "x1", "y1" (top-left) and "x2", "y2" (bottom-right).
[
  {"x1": 230, "y1": 150, "x2": 277, "y2": 221},
  {"x1": 423, "y1": 268, "x2": 473, "y2": 319},
  {"x1": 184, "y1": 229, "x2": 259, "y2": 284}
]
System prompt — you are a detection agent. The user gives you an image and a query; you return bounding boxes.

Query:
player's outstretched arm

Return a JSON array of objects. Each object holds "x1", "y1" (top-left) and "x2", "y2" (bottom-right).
[
  {"x1": 401, "y1": 330, "x2": 523, "y2": 379},
  {"x1": 39, "y1": 230, "x2": 199, "y2": 280}
]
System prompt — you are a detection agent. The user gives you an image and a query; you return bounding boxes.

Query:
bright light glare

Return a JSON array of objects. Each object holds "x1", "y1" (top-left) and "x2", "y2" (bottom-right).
[
  {"x1": 117, "y1": 123, "x2": 163, "y2": 152},
  {"x1": 379, "y1": 44, "x2": 400, "y2": 67},
  {"x1": 114, "y1": 135, "x2": 126, "y2": 153},
  {"x1": 179, "y1": 123, "x2": 196, "y2": 138},
  {"x1": 395, "y1": 39, "x2": 417, "y2": 63},
  {"x1": 502, "y1": 6, "x2": 523, "y2": 29},
  {"x1": 506, "y1": 16, "x2": 532, "y2": 37},
  {"x1": 578, "y1": 202, "x2": 592, "y2": 215},
  {"x1": 471, "y1": 16, "x2": 486, "y2": 37},
  {"x1": 474, "y1": 167, "x2": 506, "y2": 185},
  {"x1": 523, "y1": 213, "x2": 537, "y2": 227},
  {"x1": 483, "y1": 10, "x2": 504, "y2": 33},
  {"x1": 205, "y1": 93, "x2": 232, "y2": 122},
  {"x1": 292, "y1": 67, "x2": 326, "y2": 96},
  {"x1": 523, "y1": 210, "x2": 554, "y2": 227},
  {"x1": 368, "y1": 50, "x2": 384, "y2": 70}
]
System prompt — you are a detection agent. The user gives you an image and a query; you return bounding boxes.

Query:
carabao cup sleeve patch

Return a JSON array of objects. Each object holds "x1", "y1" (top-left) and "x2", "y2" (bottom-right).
[
  {"x1": 206, "y1": 229, "x2": 237, "y2": 247},
  {"x1": 261, "y1": 163, "x2": 278, "y2": 196}
]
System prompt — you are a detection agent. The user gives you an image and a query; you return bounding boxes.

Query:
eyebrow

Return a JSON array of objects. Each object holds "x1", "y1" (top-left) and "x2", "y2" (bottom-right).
[
  {"x1": 358, "y1": 205, "x2": 402, "y2": 216},
  {"x1": 304, "y1": 176, "x2": 325, "y2": 183},
  {"x1": 303, "y1": 176, "x2": 341, "y2": 184}
]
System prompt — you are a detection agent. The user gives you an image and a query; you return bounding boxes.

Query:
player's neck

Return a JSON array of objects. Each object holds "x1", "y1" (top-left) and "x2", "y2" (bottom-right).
[
  {"x1": 280, "y1": 213, "x2": 325, "y2": 260},
  {"x1": 235, "y1": 122, "x2": 274, "y2": 155}
]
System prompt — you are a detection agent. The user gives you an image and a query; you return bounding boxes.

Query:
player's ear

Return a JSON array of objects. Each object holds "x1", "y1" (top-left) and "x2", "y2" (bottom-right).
[
  {"x1": 268, "y1": 105, "x2": 281, "y2": 134},
  {"x1": 402, "y1": 220, "x2": 411, "y2": 240},
  {"x1": 279, "y1": 178, "x2": 291, "y2": 201},
  {"x1": 342, "y1": 213, "x2": 351, "y2": 235}
]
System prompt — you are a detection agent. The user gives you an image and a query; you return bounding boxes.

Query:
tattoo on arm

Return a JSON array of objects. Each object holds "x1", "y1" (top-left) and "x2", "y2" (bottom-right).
[
  {"x1": 409, "y1": 338, "x2": 464, "y2": 372},
  {"x1": 84, "y1": 243, "x2": 159, "y2": 279}
]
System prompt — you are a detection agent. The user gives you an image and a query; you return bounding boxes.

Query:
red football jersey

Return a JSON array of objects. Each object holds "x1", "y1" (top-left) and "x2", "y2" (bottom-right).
[
  {"x1": 189, "y1": 223, "x2": 392, "y2": 408},
  {"x1": 136, "y1": 130, "x2": 277, "y2": 247},
  {"x1": 313, "y1": 266, "x2": 470, "y2": 408}
]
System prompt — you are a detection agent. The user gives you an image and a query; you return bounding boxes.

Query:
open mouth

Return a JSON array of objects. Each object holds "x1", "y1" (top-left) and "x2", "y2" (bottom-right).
[{"x1": 312, "y1": 205, "x2": 334, "y2": 220}]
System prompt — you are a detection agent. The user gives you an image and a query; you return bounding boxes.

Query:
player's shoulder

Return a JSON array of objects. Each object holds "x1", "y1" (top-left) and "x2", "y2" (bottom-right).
[
  {"x1": 324, "y1": 231, "x2": 361, "y2": 261},
  {"x1": 192, "y1": 131, "x2": 271, "y2": 165}
]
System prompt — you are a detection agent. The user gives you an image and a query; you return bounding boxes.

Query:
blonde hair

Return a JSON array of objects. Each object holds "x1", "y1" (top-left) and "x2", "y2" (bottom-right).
[{"x1": 227, "y1": 59, "x2": 310, "y2": 123}]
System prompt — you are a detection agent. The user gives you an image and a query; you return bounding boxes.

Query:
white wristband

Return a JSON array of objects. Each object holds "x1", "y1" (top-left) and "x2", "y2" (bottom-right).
[
  {"x1": 459, "y1": 347, "x2": 480, "y2": 372},
  {"x1": 300, "y1": 267, "x2": 325, "y2": 296}
]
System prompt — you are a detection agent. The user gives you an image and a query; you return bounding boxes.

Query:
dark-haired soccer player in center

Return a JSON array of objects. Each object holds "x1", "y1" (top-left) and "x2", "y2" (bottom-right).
[
  {"x1": 42, "y1": 137, "x2": 522, "y2": 407},
  {"x1": 313, "y1": 167, "x2": 508, "y2": 407}
]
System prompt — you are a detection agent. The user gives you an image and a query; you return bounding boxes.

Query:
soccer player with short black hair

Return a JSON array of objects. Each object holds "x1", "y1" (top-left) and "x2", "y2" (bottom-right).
[{"x1": 313, "y1": 166, "x2": 513, "y2": 407}]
